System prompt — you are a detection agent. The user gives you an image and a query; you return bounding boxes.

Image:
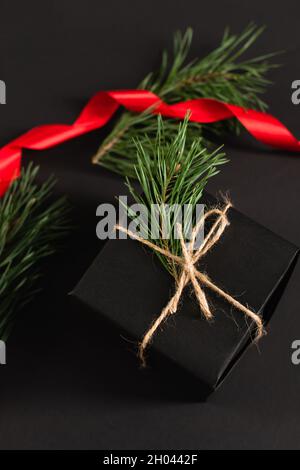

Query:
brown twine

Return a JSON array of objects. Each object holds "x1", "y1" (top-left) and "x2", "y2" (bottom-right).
[{"x1": 115, "y1": 202, "x2": 265, "y2": 367}]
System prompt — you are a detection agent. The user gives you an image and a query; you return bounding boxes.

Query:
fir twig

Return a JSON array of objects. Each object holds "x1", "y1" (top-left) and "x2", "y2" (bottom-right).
[
  {"x1": 121, "y1": 115, "x2": 227, "y2": 279},
  {"x1": 93, "y1": 23, "x2": 277, "y2": 177},
  {"x1": 0, "y1": 164, "x2": 69, "y2": 340}
]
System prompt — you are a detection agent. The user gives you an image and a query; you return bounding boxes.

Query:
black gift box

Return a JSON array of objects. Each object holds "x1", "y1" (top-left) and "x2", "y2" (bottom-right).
[{"x1": 72, "y1": 193, "x2": 298, "y2": 397}]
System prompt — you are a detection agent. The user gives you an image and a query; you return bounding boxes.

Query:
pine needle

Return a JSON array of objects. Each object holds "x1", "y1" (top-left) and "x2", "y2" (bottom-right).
[
  {"x1": 0, "y1": 164, "x2": 69, "y2": 340},
  {"x1": 93, "y1": 23, "x2": 277, "y2": 176},
  {"x1": 121, "y1": 115, "x2": 227, "y2": 279}
]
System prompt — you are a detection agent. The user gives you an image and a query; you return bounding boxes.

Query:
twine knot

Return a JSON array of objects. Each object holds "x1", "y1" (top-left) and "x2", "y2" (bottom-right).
[{"x1": 115, "y1": 202, "x2": 264, "y2": 367}]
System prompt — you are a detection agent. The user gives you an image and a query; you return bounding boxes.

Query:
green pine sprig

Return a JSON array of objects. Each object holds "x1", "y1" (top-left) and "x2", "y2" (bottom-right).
[
  {"x1": 93, "y1": 23, "x2": 277, "y2": 177},
  {"x1": 0, "y1": 163, "x2": 69, "y2": 340},
  {"x1": 122, "y1": 115, "x2": 227, "y2": 280}
]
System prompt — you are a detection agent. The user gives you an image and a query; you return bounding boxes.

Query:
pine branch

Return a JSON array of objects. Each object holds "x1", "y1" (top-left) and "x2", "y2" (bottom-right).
[
  {"x1": 93, "y1": 23, "x2": 277, "y2": 176},
  {"x1": 121, "y1": 115, "x2": 227, "y2": 279},
  {"x1": 0, "y1": 164, "x2": 69, "y2": 340}
]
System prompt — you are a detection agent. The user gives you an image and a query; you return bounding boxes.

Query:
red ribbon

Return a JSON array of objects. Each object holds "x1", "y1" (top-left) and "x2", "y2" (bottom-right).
[{"x1": 1, "y1": 89, "x2": 299, "y2": 195}]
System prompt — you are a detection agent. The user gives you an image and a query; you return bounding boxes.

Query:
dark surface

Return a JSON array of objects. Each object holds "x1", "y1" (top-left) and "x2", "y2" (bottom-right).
[{"x1": 1, "y1": 0, "x2": 300, "y2": 450}]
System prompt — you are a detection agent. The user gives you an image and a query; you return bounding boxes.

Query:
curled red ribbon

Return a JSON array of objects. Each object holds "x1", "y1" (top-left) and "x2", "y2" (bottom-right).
[{"x1": 1, "y1": 89, "x2": 299, "y2": 195}]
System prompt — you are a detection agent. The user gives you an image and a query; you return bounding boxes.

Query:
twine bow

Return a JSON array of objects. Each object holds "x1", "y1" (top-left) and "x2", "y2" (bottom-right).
[{"x1": 115, "y1": 202, "x2": 264, "y2": 367}]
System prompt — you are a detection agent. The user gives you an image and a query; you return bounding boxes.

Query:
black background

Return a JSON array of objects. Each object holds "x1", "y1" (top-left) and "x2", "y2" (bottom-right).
[{"x1": 0, "y1": 0, "x2": 300, "y2": 450}]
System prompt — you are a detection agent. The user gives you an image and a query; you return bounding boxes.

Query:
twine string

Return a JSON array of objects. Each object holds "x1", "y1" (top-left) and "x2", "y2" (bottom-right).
[{"x1": 115, "y1": 202, "x2": 264, "y2": 367}]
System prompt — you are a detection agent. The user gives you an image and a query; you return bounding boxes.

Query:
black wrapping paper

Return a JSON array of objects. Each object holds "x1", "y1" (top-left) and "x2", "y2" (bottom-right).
[{"x1": 72, "y1": 194, "x2": 298, "y2": 396}]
